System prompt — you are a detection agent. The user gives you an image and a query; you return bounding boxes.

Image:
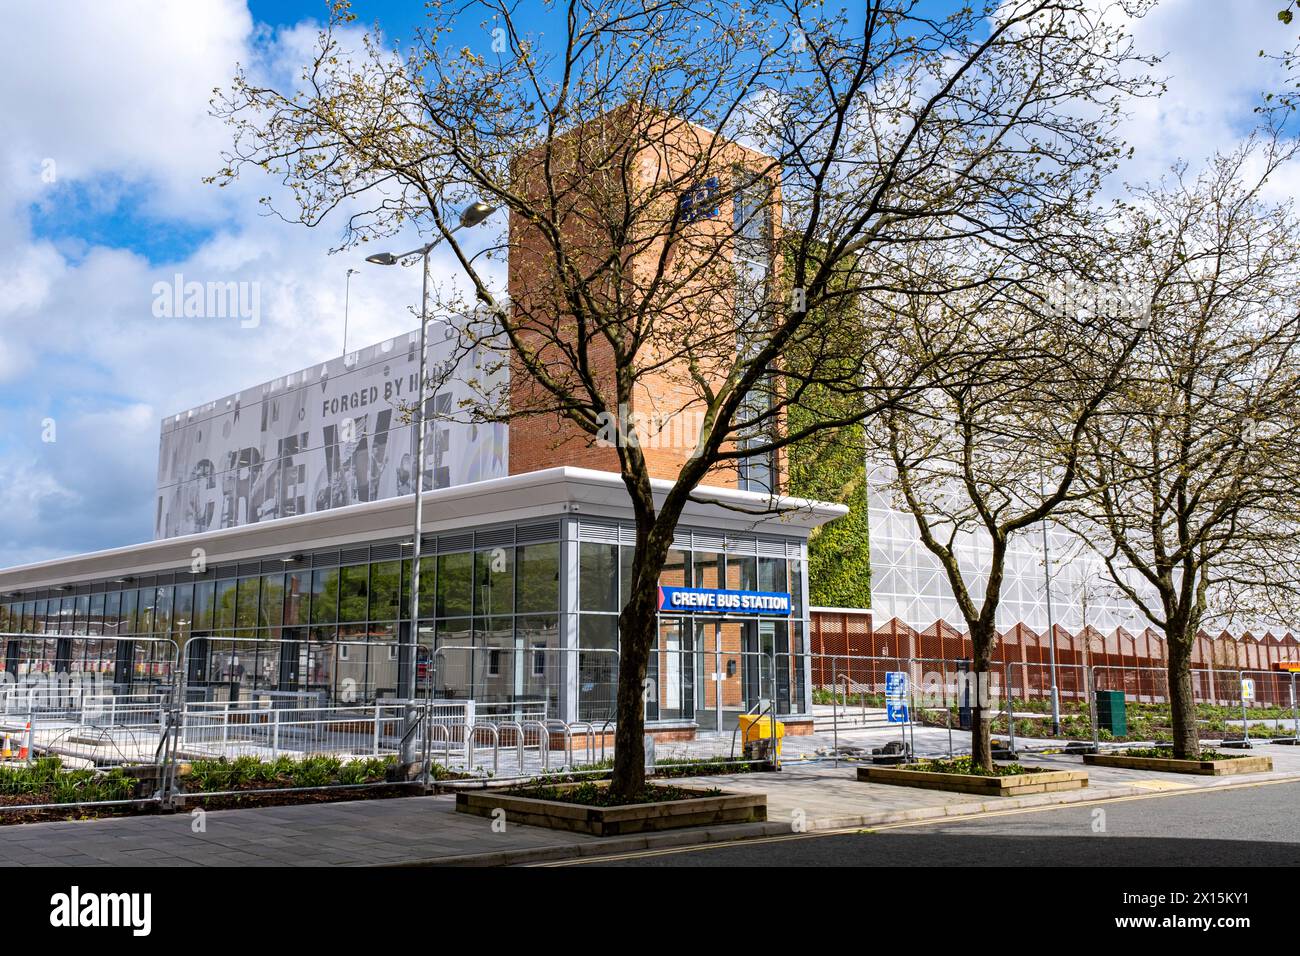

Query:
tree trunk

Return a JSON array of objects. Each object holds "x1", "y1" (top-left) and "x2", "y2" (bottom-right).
[
  {"x1": 969, "y1": 624, "x2": 995, "y2": 771},
  {"x1": 607, "y1": 549, "x2": 665, "y2": 800},
  {"x1": 1166, "y1": 628, "x2": 1200, "y2": 760}
]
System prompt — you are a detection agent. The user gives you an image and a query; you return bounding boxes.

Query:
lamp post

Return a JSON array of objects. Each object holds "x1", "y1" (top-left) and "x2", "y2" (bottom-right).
[
  {"x1": 342, "y1": 268, "x2": 358, "y2": 357},
  {"x1": 1038, "y1": 466, "x2": 1062, "y2": 737},
  {"x1": 364, "y1": 201, "x2": 495, "y2": 770}
]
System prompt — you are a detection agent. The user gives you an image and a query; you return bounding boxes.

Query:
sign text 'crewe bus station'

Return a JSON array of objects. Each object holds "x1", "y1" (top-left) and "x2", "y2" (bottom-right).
[{"x1": 656, "y1": 586, "x2": 793, "y2": 616}]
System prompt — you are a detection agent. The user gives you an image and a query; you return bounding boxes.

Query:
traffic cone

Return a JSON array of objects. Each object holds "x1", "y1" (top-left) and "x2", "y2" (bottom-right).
[
  {"x1": 17, "y1": 722, "x2": 29, "y2": 760},
  {"x1": 0, "y1": 734, "x2": 10, "y2": 759}
]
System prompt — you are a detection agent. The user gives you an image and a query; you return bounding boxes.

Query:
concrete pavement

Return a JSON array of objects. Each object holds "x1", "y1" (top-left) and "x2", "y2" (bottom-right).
[
  {"x1": 0, "y1": 739, "x2": 1296, "y2": 866},
  {"x1": 573, "y1": 777, "x2": 1300, "y2": 866}
]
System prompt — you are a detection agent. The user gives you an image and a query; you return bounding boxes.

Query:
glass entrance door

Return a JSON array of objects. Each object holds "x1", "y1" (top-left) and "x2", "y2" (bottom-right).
[{"x1": 693, "y1": 618, "x2": 763, "y2": 733}]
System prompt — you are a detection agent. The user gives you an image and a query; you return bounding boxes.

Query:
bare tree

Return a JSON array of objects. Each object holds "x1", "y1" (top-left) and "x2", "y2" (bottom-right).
[
  {"x1": 1074, "y1": 132, "x2": 1300, "y2": 759},
  {"x1": 209, "y1": 0, "x2": 1154, "y2": 796},
  {"x1": 871, "y1": 263, "x2": 1149, "y2": 770}
]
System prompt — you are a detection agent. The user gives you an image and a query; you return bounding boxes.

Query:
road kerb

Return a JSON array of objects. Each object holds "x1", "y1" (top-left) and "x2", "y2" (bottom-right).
[
  {"x1": 380, "y1": 766, "x2": 1300, "y2": 867},
  {"x1": 381, "y1": 782, "x2": 1151, "y2": 867}
]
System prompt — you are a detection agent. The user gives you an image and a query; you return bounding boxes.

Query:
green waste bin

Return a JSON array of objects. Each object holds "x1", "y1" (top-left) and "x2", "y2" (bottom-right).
[{"x1": 1094, "y1": 689, "x2": 1127, "y2": 737}]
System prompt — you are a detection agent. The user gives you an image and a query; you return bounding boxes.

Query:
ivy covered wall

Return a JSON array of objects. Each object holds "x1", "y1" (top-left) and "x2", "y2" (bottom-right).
[
  {"x1": 788, "y1": 418, "x2": 870, "y2": 609},
  {"x1": 778, "y1": 238, "x2": 871, "y2": 609}
]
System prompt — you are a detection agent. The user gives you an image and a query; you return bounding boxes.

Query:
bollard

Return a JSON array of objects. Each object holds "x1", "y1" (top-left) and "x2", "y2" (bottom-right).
[
  {"x1": 1239, "y1": 671, "x2": 1251, "y2": 748},
  {"x1": 1005, "y1": 664, "x2": 1015, "y2": 755},
  {"x1": 1087, "y1": 666, "x2": 1100, "y2": 751}
]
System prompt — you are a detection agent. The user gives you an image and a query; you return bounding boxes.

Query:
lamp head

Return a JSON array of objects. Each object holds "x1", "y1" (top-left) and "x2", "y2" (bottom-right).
[{"x1": 458, "y1": 201, "x2": 496, "y2": 229}]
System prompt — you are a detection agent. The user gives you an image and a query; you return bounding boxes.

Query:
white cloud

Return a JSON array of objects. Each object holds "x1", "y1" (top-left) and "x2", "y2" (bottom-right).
[
  {"x1": 0, "y1": 0, "x2": 1292, "y2": 568},
  {"x1": 1115, "y1": 0, "x2": 1291, "y2": 184},
  {"x1": 0, "y1": 0, "x2": 254, "y2": 216},
  {"x1": 0, "y1": 2, "x2": 450, "y2": 564}
]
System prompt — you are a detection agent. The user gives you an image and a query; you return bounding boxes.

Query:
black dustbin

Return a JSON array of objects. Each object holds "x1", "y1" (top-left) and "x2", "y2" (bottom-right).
[{"x1": 1094, "y1": 689, "x2": 1127, "y2": 736}]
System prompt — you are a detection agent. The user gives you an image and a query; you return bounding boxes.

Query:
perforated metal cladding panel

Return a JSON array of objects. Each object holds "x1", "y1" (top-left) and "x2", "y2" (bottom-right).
[
  {"x1": 866, "y1": 459, "x2": 1152, "y2": 633},
  {"x1": 474, "y1": 527, "x2": 514, "y2": 549},
  {"x1": 154, "y1": 325, "x2": 507, "y2": 540},
  {"x1": 438, "y1": 532, "x2": 473, "y2": 553},
  {"x1": 370, "y1": 543, "x2": 403, "y2": 562},
  {"x1": 516, "y1": 521, "x2": 560, "y2": 544}
]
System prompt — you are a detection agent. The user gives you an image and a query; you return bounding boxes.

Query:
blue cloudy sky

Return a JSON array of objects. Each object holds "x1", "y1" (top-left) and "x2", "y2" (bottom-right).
[{"x1": 0, "y1": 0, "x2": 1293, "y2": 569}]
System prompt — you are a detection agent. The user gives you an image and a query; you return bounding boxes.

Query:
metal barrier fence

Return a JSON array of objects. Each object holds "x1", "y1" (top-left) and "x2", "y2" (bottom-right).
[
  {"x1": 1090, "y1": 664, "x2": 1300, "y2": 741},
  {"x1": 0, "y1": 635, "x2": 181, "y2": 814},
  {"x1": 0, "y1": 634, "x2": 794, "y2": 808},
  {"x1": 806, "y1": 651, "x2": 1300, "y2": 755},
  {"x1": 21, "y1": 636, "x2": 1293, "y2": 803},
  {"x1": 430, "y1": 644, "x2": 619, "y2": 726}
]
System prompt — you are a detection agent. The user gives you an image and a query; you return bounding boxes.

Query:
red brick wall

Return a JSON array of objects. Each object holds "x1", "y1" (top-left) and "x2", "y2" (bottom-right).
[{"x1": 505, "y1": 107, "x2": 783, "y2": 489}]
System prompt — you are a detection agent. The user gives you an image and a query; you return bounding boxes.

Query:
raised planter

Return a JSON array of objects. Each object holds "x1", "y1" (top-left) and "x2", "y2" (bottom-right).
[
  {"x1": 1083, "y1": 753, "x2": 1273, "y2": 776},
  {"x1": 455, "y1": 784, "x2": 766, "y2": 836},
  {"x1": 857, "y1": 765, "x2": 1088, "y2": 796}
]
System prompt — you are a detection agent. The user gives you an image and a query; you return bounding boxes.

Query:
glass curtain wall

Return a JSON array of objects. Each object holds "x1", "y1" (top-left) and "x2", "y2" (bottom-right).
[
  {"x1": 0, "y1": 535, "x2": 563, "y2": 711},
  {"x1": 578, "y1": 540, "x2": 805, "y2": 727},
  {"x1": 0, "y1": 530, "x2": 806, "y2": 721}
]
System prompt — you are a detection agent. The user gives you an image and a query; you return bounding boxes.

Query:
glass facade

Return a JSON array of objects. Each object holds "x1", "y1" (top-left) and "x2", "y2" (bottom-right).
[
  {"x1": 576, "y1": 535, "x2": 806, "y2": 728},
  {"x1": 733, "y1": 168, "x2": 776, "y2": 495},
  {"x1": 0, "y1": 520, "x2": 809, "y2": 728}
]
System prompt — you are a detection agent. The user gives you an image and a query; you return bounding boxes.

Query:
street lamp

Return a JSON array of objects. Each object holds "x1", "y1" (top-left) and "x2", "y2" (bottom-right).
[
  {"x1": 1038, "y1": 466, "x2": 1062, "y2": 737},
  {"x1": 342, "y1": 268, "x2": 358, "y2": 357},
  {"x1": 364, "y1": 201, "x2": 496, "y2": 770}
]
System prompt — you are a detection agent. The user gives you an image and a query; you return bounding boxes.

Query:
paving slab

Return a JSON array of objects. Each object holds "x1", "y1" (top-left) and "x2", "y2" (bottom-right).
[{"x1": 0, "y1": 743, "x2": 1296, "y2": 867}]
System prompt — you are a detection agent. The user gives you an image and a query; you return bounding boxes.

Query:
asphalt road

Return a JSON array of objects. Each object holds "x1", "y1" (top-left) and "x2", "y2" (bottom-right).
[{"x1": 567, "y1": 779, "x2": 1300, "y2": 867}]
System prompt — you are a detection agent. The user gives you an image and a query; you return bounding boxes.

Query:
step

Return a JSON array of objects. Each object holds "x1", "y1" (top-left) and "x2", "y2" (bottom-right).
[{"x1": 813, "y1": 716, "x2": 894, "y2": 731}]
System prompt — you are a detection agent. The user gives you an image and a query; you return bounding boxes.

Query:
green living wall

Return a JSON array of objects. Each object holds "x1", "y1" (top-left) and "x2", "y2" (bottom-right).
[
  {"x1": 788, "y1": 417, "x2": 870, "y2": 609},
  {"x1": 780, "y1": 239, "x2": 870, "y2": 608}
]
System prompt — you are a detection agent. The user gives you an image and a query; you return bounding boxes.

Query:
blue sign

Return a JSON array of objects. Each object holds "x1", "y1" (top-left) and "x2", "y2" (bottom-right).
[
  {"x1": 887, "y1": 703, "x2": 909, "y2": 724},
  {"x1": 885, "y1": 671, "x2": 908, "y2": 701},
  {"x1": 657, "y1": 586, "x2": 792, "y2": 616},
  {"x1": 679, "y1": 177, "x2": 720, "y2": 223}
]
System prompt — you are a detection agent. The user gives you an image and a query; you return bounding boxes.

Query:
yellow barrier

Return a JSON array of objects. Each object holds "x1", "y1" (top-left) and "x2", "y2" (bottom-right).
[{"x1": 736, "y1": 714, "x2": 784, "y2": 758}]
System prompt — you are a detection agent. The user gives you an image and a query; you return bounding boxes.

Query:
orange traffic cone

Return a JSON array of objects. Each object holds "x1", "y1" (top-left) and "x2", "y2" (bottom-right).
[{"x1": 17, "y1": 722, "x2": 29, "y2": 760}]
